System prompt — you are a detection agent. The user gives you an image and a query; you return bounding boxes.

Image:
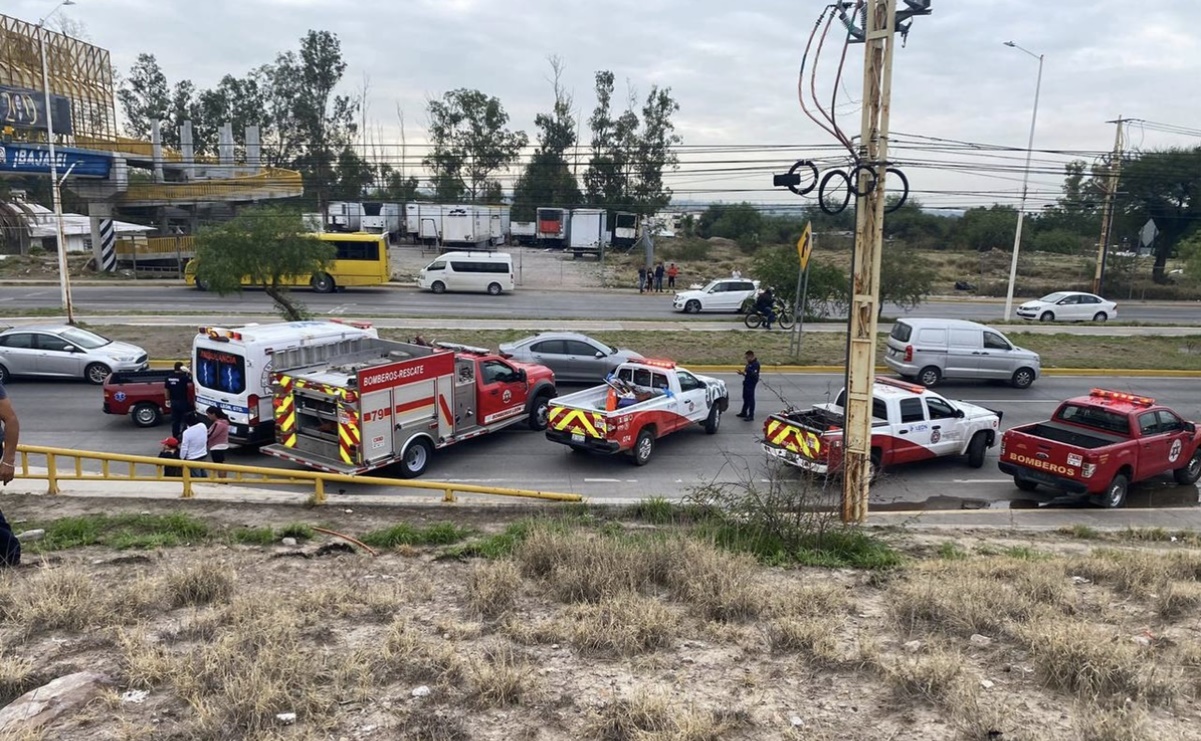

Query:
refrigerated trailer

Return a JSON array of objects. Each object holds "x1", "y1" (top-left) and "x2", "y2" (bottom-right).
[{"x1": 568, "y1": 208, "x2": 607, "y2": 260}]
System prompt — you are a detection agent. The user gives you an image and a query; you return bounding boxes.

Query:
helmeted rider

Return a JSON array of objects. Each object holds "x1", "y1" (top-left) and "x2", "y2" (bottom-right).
[{"x1": 755, "y1": 286, "x2": 776, "y2": 330}]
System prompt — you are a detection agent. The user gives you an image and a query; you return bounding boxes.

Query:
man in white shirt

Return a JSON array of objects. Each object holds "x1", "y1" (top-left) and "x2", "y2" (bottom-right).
[{"x1": 179, "y1": 413, "x2": 209, "y2": 478}]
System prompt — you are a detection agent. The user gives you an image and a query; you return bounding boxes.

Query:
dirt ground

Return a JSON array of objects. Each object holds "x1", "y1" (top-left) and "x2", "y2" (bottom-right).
[{"x1": 3, "y1": 494, "x2": 1201, "y2": 741}]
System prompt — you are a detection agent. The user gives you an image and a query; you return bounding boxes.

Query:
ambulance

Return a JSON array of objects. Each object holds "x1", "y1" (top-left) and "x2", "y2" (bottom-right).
[{"x1": 191, "y1": 321, "x2": 378, "y2": 445}]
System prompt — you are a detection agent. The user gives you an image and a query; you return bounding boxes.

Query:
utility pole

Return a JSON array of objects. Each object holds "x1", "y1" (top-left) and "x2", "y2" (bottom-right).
[
  {"x1": 1092, "y1": 117, "x2": 1124, "y2": 295},
  {"x1": 841, "y1": 0, "x2": 911, "y2": 524}
]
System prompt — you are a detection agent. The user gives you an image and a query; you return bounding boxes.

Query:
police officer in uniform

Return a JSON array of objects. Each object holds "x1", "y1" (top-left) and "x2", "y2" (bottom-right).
[{"x1": 165, "y1": 362, "x2": 193, "y2": 439}]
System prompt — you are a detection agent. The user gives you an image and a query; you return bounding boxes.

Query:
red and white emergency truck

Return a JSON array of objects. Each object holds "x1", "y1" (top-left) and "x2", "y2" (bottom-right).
[
  {"x1": 999, "y1": 388, "x2": 1201, "y2": 508},
  {"x1": 261, "y1": 338, "x2": 557, "y2": 478},
  {"x1": 544, "y1": 358, "x2": 729, "y2": 465},
  {"x1": 761, "y1": 377, "x2": 1003, "y2": 477}
]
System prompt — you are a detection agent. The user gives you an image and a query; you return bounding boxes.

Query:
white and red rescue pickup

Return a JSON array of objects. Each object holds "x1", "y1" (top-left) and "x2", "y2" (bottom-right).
[
  {"x1": 545, "y1": 359, "x2": 729, "y2": 465},
  {"x1": 262, "y1": 339, "x2": 556, "y2": 478},
  {"x1": 761, "y1": 377, "x2": 1002, "y2": 476}
]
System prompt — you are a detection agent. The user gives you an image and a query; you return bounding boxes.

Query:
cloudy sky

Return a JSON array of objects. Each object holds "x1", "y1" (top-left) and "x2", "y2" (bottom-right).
[{"x1": 12, "y1": 0, "x2": 1201, "y2": 213}]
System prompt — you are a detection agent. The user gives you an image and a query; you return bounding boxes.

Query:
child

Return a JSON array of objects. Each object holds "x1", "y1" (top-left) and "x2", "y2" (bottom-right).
[{"x1": 158, "y1": 437, "x2": 182, "y2": 478}]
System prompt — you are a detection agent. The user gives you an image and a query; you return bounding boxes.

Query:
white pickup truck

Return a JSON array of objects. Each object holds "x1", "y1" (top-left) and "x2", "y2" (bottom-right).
[{"x1": 545, "y1": 359, "x2": 729, "y2": 465}]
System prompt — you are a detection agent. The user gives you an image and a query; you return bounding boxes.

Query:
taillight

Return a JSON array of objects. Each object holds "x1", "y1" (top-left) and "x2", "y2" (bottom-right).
[
  {"x1": 1082, "y1": 463, "x2": 1096, "y2": 479},
  {"x1": 904, "y1": 345, "x2": 913, "y2": 362},
  {"x1": 248, "y1": 394, "x2": 260, "y2": 424}
]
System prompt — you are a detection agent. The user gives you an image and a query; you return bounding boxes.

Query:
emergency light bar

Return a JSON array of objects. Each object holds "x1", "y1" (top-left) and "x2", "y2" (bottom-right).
[
  {"x1": 435, "y1": 342, "x2": 491, "y2": 355},
  {"x1": 197, "y1": 326, "x2": 242, "y2": 342},
  {"x1": 876, "y1": 376, "x2": 926, "y2": 394},
  {"x1": 1089, "y1": 389, "x2": 1155, "y2": 407},
  {"x1": 639, "y1": 358, "x2": 677, "y2": 369}
]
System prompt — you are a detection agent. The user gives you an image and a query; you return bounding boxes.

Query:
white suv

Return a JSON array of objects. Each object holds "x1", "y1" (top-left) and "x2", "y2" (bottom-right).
[{"x1": 672, "y1": 279, "x2": 760, "y2": 314}]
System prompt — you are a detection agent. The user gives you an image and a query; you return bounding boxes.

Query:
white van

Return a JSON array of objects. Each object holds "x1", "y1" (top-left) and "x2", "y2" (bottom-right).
[
  {"x1": 192, "y1": 321, "x2": 378, "y2": 444},
  {"x1": 418, "y1": 251, "x2": 514, "y2": 295},
  {"x1": 883, "y1": 318, "x2": 1041, "y2": 389}
]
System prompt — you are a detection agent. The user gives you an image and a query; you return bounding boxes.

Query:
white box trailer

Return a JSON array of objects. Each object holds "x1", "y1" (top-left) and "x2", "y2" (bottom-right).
[
  {"x1": 404, "y1": 203, "x2": 420, "y2": 240},
  {"x1": 486, "y1": 205, "x2": 505, "y2": 245},
  {"x1": 510, "y1": 221, "x2": 536, "y2": 245},
  {"x1": 327, "y1": 201, "x2": 363, "y2": 232},
  {"x1": 568, "y1": 208, "x2": 607, "y2": 260},
  {"x1": 418, "y1": 203, "x2": 446, "y2": 242},
  {"x1": 361, "y1": 202, "x2": 402, "y2": 242},
  {"x1": 443, "y1": 206, "x2": 488, "y2": 247}
]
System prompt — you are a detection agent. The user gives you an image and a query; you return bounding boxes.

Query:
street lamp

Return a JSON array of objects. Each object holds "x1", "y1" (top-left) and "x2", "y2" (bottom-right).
[
  {"x1": 38, "y1": 0, "x2": 77, "y2": 325},
  {"x1": 1001, "y1": 41, "x2": 1044, "y2": 321}
]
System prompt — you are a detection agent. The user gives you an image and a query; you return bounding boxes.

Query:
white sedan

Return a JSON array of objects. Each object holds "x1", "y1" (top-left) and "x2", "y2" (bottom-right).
[
  {"x1": 672, "y1": 278, "x2": 760, "y2": 313},
  {"x1": 1015, "y1": 292, "x2": 1118, "y2": 323}
]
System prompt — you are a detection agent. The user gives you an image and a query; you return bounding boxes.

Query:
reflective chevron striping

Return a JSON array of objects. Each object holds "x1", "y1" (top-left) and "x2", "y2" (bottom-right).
[{"x1": 549, "y1": 406, "x2": 603, "y2": 438}]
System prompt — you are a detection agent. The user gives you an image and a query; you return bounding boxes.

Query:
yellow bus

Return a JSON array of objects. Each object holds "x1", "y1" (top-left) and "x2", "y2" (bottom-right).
[{"x1": 184, "y1": 232, "x2": 391, "y2": 293}]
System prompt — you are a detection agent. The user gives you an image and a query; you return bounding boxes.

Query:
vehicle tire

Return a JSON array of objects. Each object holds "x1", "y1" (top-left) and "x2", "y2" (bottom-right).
[
  {"x1": 1014, "y1": 477, "x2": 1039, "y2": 492},
  {"x1": 869, "y1": 449, "x2": 883, "y2": 483},
  {"x1": 487, "y1": 282, "x2": 502, "y2": 296},
  {"x1": 195, "y1": 278, "x2": 209, "y2": 292},
  {"x1": 0, "y1": 364, "x2": 9, "y2": 384},
  {"x1": 631, "y1": 428, "x2": 655, "y2": 466},
  {"x1": 743, "y1": 312, "x2": 763, "y2": 329},
  {"x1": 85, "y1": 363, "x2": 111, "y2": 385},
  {"x1": 1172, "y1": 448, "x2": 1201, "y2": 485},
  {"x1": 311, "y1": 273, "x2": 336, "y2": 293},
  {"x1": 917, "y1": 366, "x2": 941, "y2": 387},
  {"x1": 431, "y1": 281, "x2": 446, "y2": 294},
  {"x1": 966, "y1": 431, "x2": 989, "y2": 469},
  {"x1": 1039, "y1": 311, "x2": 1054, "y2": 322},
  {"x1": 1011, "y1": 367, "x2": 1037, "y2": 390},
  {"x1": 704, "y1": 404, "x2": 721, "y2": 434},
  {"x1": 1095, "y1": 474, "x2": 1128, "y2": 509},
  {"x1": 1093, "y1": 312, "x2": 1108, "y2": 322},
  {"x1": 132, "y1": 403, "x2": 162, "y2": 428},
  {"x1": 528, "y1": 393, "x2": 551, "y2": 431},
  {"x1": 398, "y1": 438, "x2": 433, "y2": 479},
  {"x1": 684, "y1": 299, "x2": 701, "y2": 314}
]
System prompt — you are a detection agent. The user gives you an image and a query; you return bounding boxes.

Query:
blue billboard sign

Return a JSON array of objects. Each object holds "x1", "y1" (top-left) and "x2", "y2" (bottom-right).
[{"x1": 0, "y1": 143, "x2": 112, "y2": 178}]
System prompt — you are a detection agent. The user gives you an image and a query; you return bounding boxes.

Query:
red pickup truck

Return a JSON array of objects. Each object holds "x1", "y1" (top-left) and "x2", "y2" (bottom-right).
[
  {"x1": 102, "y1": 369, "x2": 194, "y2": 428},
  {"x1": 998, "y1": 388, "x2": 1201, "y2": 508}
]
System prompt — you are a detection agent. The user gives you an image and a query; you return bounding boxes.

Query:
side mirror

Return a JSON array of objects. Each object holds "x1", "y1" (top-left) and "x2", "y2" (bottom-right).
[
  {"x1": 955, "y1": 409, "x2": 965, "y2": 419},
  {"x1": 517, "y1": 369, "x2": 527, "y2": 383},
  {"x1": 1186, "y1": 422, "x2": 1196, "y2": 435},
  {"x1": 595, "y1": 351, "x2": 605, "y2": 359}
]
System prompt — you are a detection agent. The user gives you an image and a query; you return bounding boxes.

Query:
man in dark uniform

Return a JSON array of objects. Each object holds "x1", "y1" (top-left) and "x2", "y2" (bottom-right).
[
  {"x1": 1, "y1": 377, "x2": 22, "y2": 566},
  {"x1": 736, "y1": 350, "x2": 761, "y2": 421},
  {"x1": 165, "y1": 361, "x2": 193, "y2": 439}
]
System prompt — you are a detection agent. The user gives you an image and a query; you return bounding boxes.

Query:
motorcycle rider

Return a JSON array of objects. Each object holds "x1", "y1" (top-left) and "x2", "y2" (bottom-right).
[{"x1": 754, "y1": 286, "x2": 776, "y2": 330}]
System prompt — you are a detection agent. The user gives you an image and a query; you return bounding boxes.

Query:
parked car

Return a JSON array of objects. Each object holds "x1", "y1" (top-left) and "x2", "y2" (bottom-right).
[
  {"x1": 0, "y1": 325, "x2": 149, "y2": 385},
  {"x1": 499, "y1": 332, "x2": 643, "y2": 383},
  {"x1": 1015, "y1": 292, "x2": 1117, "y2": 322},
  {"x1": 672, "y1": 278, "x2": 760, "y2": 313},
  {"x1": 883, "y1": 318, "x2": 1042, "y2": 389}
]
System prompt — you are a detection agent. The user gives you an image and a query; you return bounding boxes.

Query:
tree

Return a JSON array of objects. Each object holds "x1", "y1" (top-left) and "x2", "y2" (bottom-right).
[
  {"x1": 425, "y1": 89, "x2": 528, "y2": 202},
  {"x1": 697, "y1": 203, "x2": 762, "y2": 249},
  {"x1": 333, "y1": 147, "x2": 375, "y2": 201},
  {"x1": 951, "y1": 205, "x2": 1023, "y2": 252},
  {"x1": 117, "y1": 54, "x2": 170, "y2": 140},
  {"x1": 511, "y1": 57, "x2": 583, "y2": 220},
  {"x1": 882, "y1": 197, "x2": 951, "y2": 248},
  {"x1": 1116, "y1": 147, "x2": 1201, "y2": 282},
  {"x1": 193, "y1": 206, "x2": 334, "y2": 321},
  {"x1": 631, "y1": 85, "x2": 681, "y2": 215}
]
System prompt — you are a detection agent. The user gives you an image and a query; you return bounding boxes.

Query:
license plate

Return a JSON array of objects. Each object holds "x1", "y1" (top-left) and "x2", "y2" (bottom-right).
[{"x1": 571, "y1": 432, "x2": 585, "y2": 443}]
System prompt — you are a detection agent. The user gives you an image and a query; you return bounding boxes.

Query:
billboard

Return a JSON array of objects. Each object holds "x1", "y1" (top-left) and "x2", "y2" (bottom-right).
[{"x1": 0, "y1": 84, "x2": 73, "y2": 135}]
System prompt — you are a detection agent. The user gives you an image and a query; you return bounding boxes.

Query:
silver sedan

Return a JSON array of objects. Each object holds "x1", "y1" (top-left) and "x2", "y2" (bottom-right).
[
  {"x1": 0, "y1": 325, "x2": 149, "y2": 384},
  {"x1": 498, "y1": 332, "x2": 644, "y2": 384}
]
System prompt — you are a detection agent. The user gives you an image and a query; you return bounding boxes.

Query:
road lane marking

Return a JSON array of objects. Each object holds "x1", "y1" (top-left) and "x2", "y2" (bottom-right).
[
  {"x1": 584, "y1": 478, "x2": 625, "y2": 483},
  {"x1": 952, "y1": 479, "x2": 1011, "y2": 483}
]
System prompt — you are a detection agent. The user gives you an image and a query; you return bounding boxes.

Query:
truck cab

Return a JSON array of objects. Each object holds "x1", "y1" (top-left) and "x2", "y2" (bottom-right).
[{"x1": 446, "y1": 345, "x2": 557, "y2": 431}]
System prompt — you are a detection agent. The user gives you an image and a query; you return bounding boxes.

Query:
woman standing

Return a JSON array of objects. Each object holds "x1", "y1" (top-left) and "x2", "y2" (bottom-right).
[{"x1": 205, "y1": 406, "x2": 231, "y2": 479}]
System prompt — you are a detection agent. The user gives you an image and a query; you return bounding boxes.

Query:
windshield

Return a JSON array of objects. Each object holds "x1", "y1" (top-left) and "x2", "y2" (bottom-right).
[
  {"x1": 1039, "y1": 292, "x2": 1068, "y2": 303},
  {"x1": 59, "y1": 328, "x2": 111, "y2": 349},
  {"x1": 702, "y1": 280, "x2": 721, "y2": 293}
]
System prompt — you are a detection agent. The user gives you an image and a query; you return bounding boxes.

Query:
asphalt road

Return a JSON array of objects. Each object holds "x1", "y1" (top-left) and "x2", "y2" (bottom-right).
[
  {"x1": 9, "y1": 374, "x2": 1201, "y2": 511},
  {"x1": 3, "y1": 284, "x2": 1201, "y2": 324}
]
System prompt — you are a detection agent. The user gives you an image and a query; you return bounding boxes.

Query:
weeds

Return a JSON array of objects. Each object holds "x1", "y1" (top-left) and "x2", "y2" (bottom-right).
[
  {"x1": 766, "y1": 617, "x2": 843, "y2": 664},
  {"x1": 1074, "y1": 706, "x2": 1150, "y2": 741},
  {"x1": 466, "y1": 645, "x2": 539, "y2": 708},
  {"x1": 21, "y1": 512, "x2": 210, "y2": 552},
  {"x1": 586, "y1": 691, "x2": 737, "y2": 741},
  {"x1": 0, "y1": 651, "x2": 36, "y2": 705},
  {"x1": 466, "y1": 560, "x2": 522, "y2": 619},
  {"x1": 937, "y1": 541, "x2": 968, "y2": 560},
  {"x1": 879, "y1": 647, "x2": 970, "y2": 706},
  {"x1": 554, "y1": 594, "x2": 679, "y2": 657},
  {"x1": 360, "y1": 522, "x2": 471, "y2": 549},
  {"x1": 1060, "y1": 524, "x2": 1101, "y2": 540},
  {"x1": 1155, "y1": 580, "x2": 1201, "y2": 620},
  {"x1": 442, "y1": 521, "x2": 535, "y2": 559},
  {"x1": 164, "y1": 562, "x2": 235, "y2": 608}
]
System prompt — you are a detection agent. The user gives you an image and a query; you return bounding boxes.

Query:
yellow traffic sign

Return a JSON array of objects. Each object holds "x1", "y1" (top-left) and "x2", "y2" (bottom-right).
[{"x1": 796, "y1": 222, "x2": 813, "y2": 270}]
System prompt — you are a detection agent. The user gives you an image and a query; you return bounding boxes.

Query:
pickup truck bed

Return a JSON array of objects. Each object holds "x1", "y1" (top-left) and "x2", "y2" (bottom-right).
[
  {"x1": 1014, "y1": 421, "x2": 1123, "y2": 450},
  {"x1": 103, "y1": 369, "x2": 193, "y2": 428}
]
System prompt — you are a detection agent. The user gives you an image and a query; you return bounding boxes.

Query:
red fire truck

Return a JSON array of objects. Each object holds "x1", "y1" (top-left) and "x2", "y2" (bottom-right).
[{"x1": 261, "y1": 338, "x2": 556, "y2": 478}]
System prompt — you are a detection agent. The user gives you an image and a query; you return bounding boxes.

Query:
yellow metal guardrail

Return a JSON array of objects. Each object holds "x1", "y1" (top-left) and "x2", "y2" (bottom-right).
[
  {"x1": 115, "y1": 235, "x2": 195, "y2": 257},
  {"x1": 12, "y1": 445, "x2": 583, "y2": 505},
  {"x1": 119, "y1": 168, "x2": 304, "y2": 204}
]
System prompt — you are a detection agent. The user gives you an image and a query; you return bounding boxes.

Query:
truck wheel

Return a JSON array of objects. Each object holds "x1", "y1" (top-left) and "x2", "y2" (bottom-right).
[
  {"x1": 631, "y1": 429, "x2": 655, "y2": 466},
  {"x1": 311, "y1": 273, "x2": 336, "y2": 293},
  {"x1": 1014, "y1": 477, "x2": 1039, "y2": 492},
  {"x1": 398, "y1": 438, "x2": 433, "y2": 479},
  {"x1": 704, "y1": 404, "x2": 721, "y2": 434},
  {"x1": 85, "y1": 363, "x2": 111, "y2": 385},
  {"x1": 917, "y1": 366, "x2": 941, "y2": 387},
  {"x1": 195, "y1": 278, "x2": 209, "y2": 291},
  {"x1": 132, "y1": 403, "x2": 162, "y2": 428},
  {"x1": 1173, "y1": 448, "x2": 1201, "y2": 485},
  {"x1": 966, "y1": 431, "x2": 989, "y2": 468},
  {"x1": 487, "y1": 282, "x2": 503, "y2": 296},
  {"x1": 431, "y1": 281, "x2": 446, "y2": 294},
  {"x1": 528, "y1": 393, "x2": 551, "y2": 431},
  {"x1": 684, "y1": 299, "x2": 701, "y2": 314},
  {"x1": 1094, "y1": 474, "x2": 1128, "y2": 509},
  {"x1": 1011, "y1": 368, "x2": 1036, "y2": 389}
]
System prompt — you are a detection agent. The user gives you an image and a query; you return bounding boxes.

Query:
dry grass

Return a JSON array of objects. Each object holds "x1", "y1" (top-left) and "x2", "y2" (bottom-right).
[
  {"x1": 464, "y1": 644, "x2": 540, "y2": 708},
  {"x1": 586, "y1": 690, "x2": 744, "y2": 741},
  {"x1": 466, "y1": 559, "x2": 522, "y2": 619},
  {"x1": 1155, "y1": 580, "x2": 1201, "y2": 620},
  {"x1": 0, "y1": 650, "x2": 36, "y2": 705},
  {"x1": 1066, "y1": 549, "x2": 1201, "y2": 596},
  {"x1": 548, "y1": 593, "x2": 680, "y2": 657},
  {"x1": 1074, "y1": 706, "x2": 1151, "y2": 741},
  {"x1": 164, "y1": 561, "x2": 235, "y2": 608},
  {"x1": 878, "y1": 646, "x2": 971, "y2": 706},
  {"x1": 765, "y1": 616, "x2": 843, "y2": 664}
]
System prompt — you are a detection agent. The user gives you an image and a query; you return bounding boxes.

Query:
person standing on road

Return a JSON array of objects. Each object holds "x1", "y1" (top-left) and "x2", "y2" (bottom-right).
[
  {"x1": 179, "y1": 412, "x2": 209, "y2": 478},
  {"x1": 637, "y1": 265, "x2": 648, "y2": 294},
  {"x1": 736, "y1": 350, "x2": 761, "y2": 421},
  {"x1": 165, "y1": 362, "x2": 193, "y2": 439},
  {"x1": 654, "y1": 262, "x2": 665, "y2": 292},
  {"x1": 667, "y1": 263, "x2": 679, "y2": 290},
  {"x1": 0, "y1": 378, "x2": 22, "y2": 567},
  {"x1": 205, "y1": 406, "x2": 231, "y2": 479}
]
